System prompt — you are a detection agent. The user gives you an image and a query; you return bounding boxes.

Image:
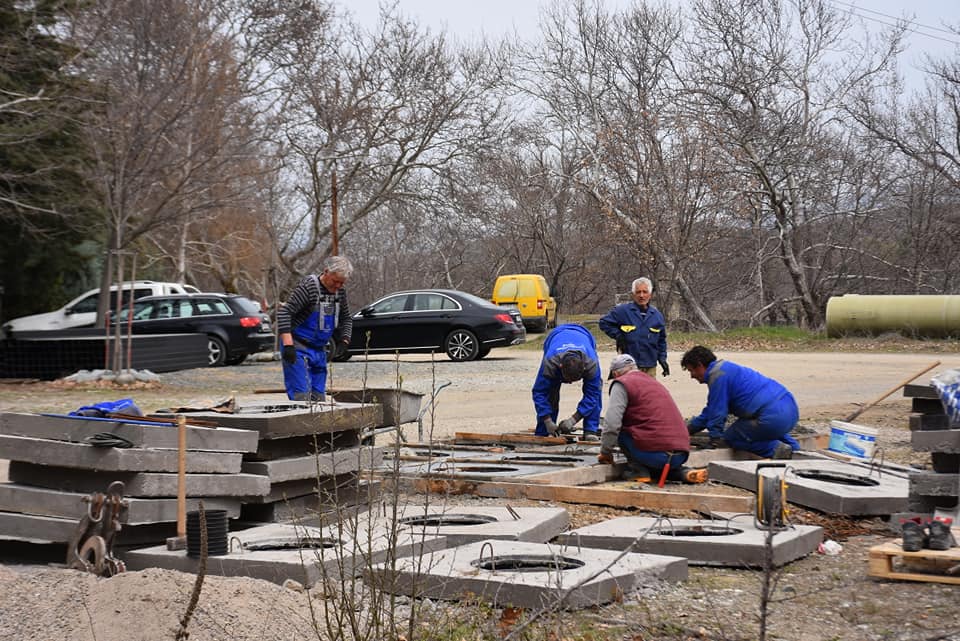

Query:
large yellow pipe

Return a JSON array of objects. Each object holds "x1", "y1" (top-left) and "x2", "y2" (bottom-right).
[{"x1": 825, "y1": 294, "x2": 960, "y2": 338}]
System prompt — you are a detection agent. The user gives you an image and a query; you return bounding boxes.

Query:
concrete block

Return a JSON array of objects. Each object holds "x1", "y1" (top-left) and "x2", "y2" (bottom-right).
[
  {"x1": 242, "y1": 480, "x2": 380, "y2": 523},
  {"x1": 708, "y1": 459, "x2": 909, "y2": 515},
  {"x1": 912, "y1": 429, "x2": 960, "y2": 453},
  {"x1": 330, "y1": 388, "x2": 423, "y2": 426},
  {"x1": 0, "y1": 510, "x2": 78, "y2": 543},
  {"x1": 241, "y1": 472, "x2": 359, "y2": 504},
  {"x1": 912, "y1": 398, "x2": 946, "y2": 415},
  {"x1": 123, "y1": 520, "x2": 446, "y2": 587},
  {"x1": 903, "y1": 383, "x2": 939, "y2": 399},
  {"x1": 556, "y1": 515, "x2": 822, "y2": 567},
  {"x1": 0, "y1": 434, "x2": 242, "y2": 473},
  {"x1": 8, "y1": 462, "x2": 269, "y2": 497},
  {"x1": 0, "y1": 482, "x2": 240, "y2": 524},
  {"x1": 241, "y1": 445, "x2": 383, "y2": 483},
  {"x1": 250, "y1": 430, "x2": 360, "y2": 461},
  {"x1": 909, "y1": 472, "x2": 960, "y2": 497},
  {"x1": 0, "y1": 412, "x2": 258, "y2": 452},
  {"x1": 932, "y1": 453, "x2": 960, "y2": 473},
  {"x1": 154, "y1": 402, "x2": 382, "y2": 440},
  {"x1": 911, "y1": 414, "x2": 952, "y2": 431},
  {"x1": 382, "y1": 504, "x2": 570, "y2": 546},
  {"x1": 369, "y1": 539, "x2": 687, "y2": 609}
]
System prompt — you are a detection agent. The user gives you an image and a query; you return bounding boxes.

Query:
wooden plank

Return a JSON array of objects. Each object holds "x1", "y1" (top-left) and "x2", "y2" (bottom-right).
[
  {"x1": 867, "y1": 538, "x2": 960, "y2": 585},
  {"x1": 454, "y1": 432, "x2": 569, "y2": 446},
  {"x1": 409, "y1": 478, "x2": 753, "y2": 513}
]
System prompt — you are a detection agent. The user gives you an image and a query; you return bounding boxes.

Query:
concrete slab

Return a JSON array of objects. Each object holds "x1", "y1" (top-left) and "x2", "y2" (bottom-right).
[
  {"x1": 708, "y1": 459, "x2": 909, "y2": 515},
  {"x1": 909, "y1": 472, "x2": 960, "y2": 497},
  {"x1": 555, "y1": 515, "x2": 823, "y2": 567},
  {"x1": 382, "y1": 504, "x2": 569, "y2": 546},
  {"x1": 369, "y1": 539, "x2": 687, "y2": 609},
  {"x1": 153, "y1": 402, "x2": 382, "y2": 440},
  {"x1": 0, "y1": 434, "x2": 242, "y2": 473},
  {"x1": 912, "y1": 429, "x2": 960, "y2": 452},
  {"x1": 8, "y1": 462, "x2": 269, "y2": 497},
  {"x1": 0, "y1": 511, "x2": 196, "y2": 545},
  {"x1": 241, "y1": 445, "x2": 383, "y2": 483},
  {"x1": 124, "y1": 520, "x2": 446, "y2": 587},
  {"x1": 0, "y1": 482, "x2": 241, "y2": 525},
  {"x1": 0, "y1": 412, "x2": 258, "y2": 452},
  {"x1": 243, "y1": 480, "x2": 380, "y2": 523}
]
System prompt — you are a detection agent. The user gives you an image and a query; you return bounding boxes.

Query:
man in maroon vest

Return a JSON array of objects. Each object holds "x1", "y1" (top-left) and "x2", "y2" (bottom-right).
[{"x1": 598, "y1": 353, "x2": 708, "y2": 484}]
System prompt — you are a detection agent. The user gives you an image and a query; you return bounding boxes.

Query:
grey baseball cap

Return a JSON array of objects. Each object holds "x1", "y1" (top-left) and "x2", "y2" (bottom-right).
[{"x1": 608, "y1": 353, "x2": 636, "y2": 379}]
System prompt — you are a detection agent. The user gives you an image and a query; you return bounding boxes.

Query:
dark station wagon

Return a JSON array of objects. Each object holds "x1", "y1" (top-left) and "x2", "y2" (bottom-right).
[{"x1": 112, "y1": 293, "x2": 275, "y2": 366}]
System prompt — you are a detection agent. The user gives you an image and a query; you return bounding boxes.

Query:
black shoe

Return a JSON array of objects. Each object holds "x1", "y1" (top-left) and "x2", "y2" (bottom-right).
[
  {"x1": 707, "y1": 436, "x2": 728, "y2": 449},
  {"x1": 772, "y1": 442, "x2": 793, "y2": 460},
  {"x1": 621, "y1": 465, "x2": 652, "y2": 483},
  {"x1": 901, "y1": 519, "x2": 927, "y2": 552},
  {"x1": 927, "y1": 518, "x2": 957, "y2": 551}
]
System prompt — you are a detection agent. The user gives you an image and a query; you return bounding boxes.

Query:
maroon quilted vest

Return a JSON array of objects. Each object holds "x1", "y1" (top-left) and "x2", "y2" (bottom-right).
[{"x1": 616, "y1": 370, "x2": 690, "y2": 452}]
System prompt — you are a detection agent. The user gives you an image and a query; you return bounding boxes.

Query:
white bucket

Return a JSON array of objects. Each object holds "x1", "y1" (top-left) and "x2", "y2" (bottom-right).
[{"x1": 828, "y1": 420, "x2": 878, "y2": 459}]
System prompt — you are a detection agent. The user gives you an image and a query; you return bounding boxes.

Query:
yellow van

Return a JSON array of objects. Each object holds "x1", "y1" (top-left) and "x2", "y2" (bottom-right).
[{"x1": 491, "y1": 274, "x2": 557, "y2": 332}]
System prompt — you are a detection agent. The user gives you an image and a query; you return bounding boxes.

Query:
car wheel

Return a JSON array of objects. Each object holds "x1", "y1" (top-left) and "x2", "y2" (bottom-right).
[
  {"x1": 207, "y1": 335, "x2": 227, "y2": 367},
  {"x1": 225, "y1": 353, "x2": 247, "y2": 366},
  {"x1": 328, "y1": 337, "x2": 352, "y2": 362},
  {"x1": 476, "y1": 347, "x2": 491, "y2": 360},
  {"x1": 445, "y1": 329, "x2": 479, "y2": 361}
]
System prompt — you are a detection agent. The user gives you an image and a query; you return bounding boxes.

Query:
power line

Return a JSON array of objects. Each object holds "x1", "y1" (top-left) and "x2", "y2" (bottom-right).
[{"x1": 827, "y1": 0, "x2": 960, "y2": 47}]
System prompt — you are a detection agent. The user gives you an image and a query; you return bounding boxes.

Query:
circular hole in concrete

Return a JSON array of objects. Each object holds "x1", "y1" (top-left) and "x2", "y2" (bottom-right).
[
  {"x1": 503, "y1": 455, "x2": 580, "y2": 463},
  {"x1": 399, "y1": 514, "x2": 499, "y2": 527},
  {"x1": 793, "y1": 469, "x2": 880, "y2": 486},
  {"x1": 470, "y1": 554, "x2": 586, "y2": 572},
  {"x1": 242, "y1": 536, "x2": 341, "y2": 551},
  {"x1": 653, "y1": 525, "x2": 744, "y2": 537},
  {"x1": 238, "y1": 404, "x2": 305, "y2": 414},
  {"x1": 414, "y1": 450, "x2": 452, "y2": 457},
  {"x1": 456, "y1": 466, "x2": 521, "y2": 473}
]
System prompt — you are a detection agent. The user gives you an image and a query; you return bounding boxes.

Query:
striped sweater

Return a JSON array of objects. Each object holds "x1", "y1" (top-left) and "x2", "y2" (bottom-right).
[{"x1": 277, "y1": 275, "x2": 352, "y2": 344}]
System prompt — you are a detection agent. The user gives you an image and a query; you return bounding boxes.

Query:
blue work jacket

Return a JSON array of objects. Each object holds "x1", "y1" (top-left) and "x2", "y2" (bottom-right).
[
  {"x1": 598, "y1": 302, "x2": 667, "y2": 368},
  {"x1": 532, "y1": 324, "x2": 602, "y2": 421},
  {"x1": 688, "y1": 360, "x2": 793, "y2": 435}
]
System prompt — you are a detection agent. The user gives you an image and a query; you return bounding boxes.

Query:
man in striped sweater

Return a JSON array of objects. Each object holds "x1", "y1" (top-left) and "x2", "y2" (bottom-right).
[{"x1": 277, "y1": 255, "x2": 354, "y2": 401}]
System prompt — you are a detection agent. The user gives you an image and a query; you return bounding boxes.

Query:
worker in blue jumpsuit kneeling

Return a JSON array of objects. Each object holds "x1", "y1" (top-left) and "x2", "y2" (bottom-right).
[
  {"x1": 277, "y1": 255, "x2": 354, "y2": 402},
  {"x1": 532, "y1": 323, "x2": 603, "y2": 440},
  {"x1": 681, "y1": 345, "x2": 800, "y2": 459}
]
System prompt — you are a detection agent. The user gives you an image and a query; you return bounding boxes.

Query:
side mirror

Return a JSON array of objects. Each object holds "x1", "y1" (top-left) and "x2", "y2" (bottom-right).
[
  {"x1": 64, "y1": 307, "x2": 75, "y2": 315},
  {"x1": 360, "y1": 306, "x2": 374, "y2": 317}
]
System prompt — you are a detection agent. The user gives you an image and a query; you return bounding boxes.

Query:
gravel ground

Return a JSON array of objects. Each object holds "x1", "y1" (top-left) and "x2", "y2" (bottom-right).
[{"x1": 0, "y1": 347, "x2": 958, "y2": 640}]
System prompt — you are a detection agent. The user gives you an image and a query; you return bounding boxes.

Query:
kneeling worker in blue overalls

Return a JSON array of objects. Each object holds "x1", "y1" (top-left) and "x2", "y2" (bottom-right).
[
  {"x1": 277, "y1": 255, "x2": 354, "y2": 401},
  {"x1": 532, "y1": 323, "x2": 602, "y2": 441}
]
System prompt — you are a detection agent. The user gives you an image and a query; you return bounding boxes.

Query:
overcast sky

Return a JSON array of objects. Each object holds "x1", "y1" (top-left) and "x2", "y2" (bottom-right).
[{"x1": 343, "y1": 0, "x2": 958, "y2": 86}]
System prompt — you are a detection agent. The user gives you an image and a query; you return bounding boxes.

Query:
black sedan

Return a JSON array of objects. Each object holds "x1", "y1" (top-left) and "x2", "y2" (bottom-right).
[
  {"x1": 333, "y1": 289, "x2": 526, "y2": 362},
  {"x1": 112, "y1": 293, "x2": 275, "y2": 366}
]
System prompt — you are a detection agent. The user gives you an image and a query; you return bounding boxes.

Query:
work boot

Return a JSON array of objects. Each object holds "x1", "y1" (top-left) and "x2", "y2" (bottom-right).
[
  {"x1": 679, "y1": 466, "x2": 708, "y2": 484},
  {"x1": 621, "y1": 464, "x2": 652, "y2": 483},
  {"x1": 581, "y1": 431, "x2": 600, "y2": 442},
  {"x1": 772, "y1": 442, "x2": 794, "y2": 460},
  {"x1": 927, "y1": 517, "x2": 958, "y2": 551},
  {"x1": 900, "y1": 518, "x2": 927, "y2": 552}
]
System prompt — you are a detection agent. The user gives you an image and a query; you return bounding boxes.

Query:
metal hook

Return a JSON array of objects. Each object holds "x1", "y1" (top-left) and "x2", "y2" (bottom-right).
[
  {"x1": 505, "y1": 505, "x2": 521, "y2": 521},
  {"x1": 478, "y1": 541, "x2": 495, "y2": 570},
  {"x1": 229, "y1": 535, "x2": 243, "y2": 554},
  {"x1": 867, "y1": 447, "x2": 885, "y2": 480}
]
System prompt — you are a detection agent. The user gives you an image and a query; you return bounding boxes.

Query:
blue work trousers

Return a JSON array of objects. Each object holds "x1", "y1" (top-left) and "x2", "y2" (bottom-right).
[
  {"x1": 618, "y1": 432, "x2": 690, "y2": 480},
  {"x1": 721, "y1": 394, "x2": 800, "y2": 458}
]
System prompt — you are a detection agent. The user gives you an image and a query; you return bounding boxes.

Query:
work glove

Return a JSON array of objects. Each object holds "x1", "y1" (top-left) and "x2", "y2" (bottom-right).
[
  {"x1": 597, "y1": 452, "x2": 614, "y2": 465},
  {"x1": 615, "y1": 335, "x2": 628, "y2": 354},
  {"x1": 282, "y1": 345, "x2": 297, "y2": 365},
  {"x1": 542, "y1": 417, "x2": 559, "y2": 436},
  {"x1": 558, "y1": 413, "x2": 580, "y2": 434},
  {"x1": 660, "y1": 361, "x2": 670, "y2": 376}
]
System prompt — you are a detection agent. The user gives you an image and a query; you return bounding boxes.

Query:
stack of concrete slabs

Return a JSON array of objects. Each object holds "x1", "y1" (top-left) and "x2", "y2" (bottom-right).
[
  {"x1": 368, "y1": 539, "x2": 687, "y2": 610},
  {"x1": 555, "y1": 516, "x2": 823, "y2": 567},
  {"x1": 397, "y1": 458, "x2": 558, "y2": 480},
  {"x1": 124, "y1": 521, "x2": 446, "y2": 587},
  {"x1": 708, "y1": 459, "x2": 909, "y2": 515},
  {"x1": 373, "y1": 504, "x2": 570, "y2": 546}
]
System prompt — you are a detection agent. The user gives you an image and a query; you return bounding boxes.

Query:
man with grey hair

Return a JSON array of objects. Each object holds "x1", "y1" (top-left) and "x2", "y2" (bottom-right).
[
  {"x1": 277, "y1": 255, "x2": 354, "y2": 401},
  {"x1": 599, "y1": 276, "x2": 669, "y2": 377}
]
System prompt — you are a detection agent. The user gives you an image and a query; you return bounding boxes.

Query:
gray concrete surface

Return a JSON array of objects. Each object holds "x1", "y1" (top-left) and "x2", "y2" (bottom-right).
[
  {"x1": 368, "y1": 539, "x2": 687, "y2": 609},
  {"x1": 385, "y1": 504, "x2": 570, "y2": 546},
  {"x1": 556, "y1": 515, "x2": 823, "y2": 567},
  {"x1": 241, "y1": 445, "x2": 383, "y2": 483},
  {"x1": 708, "y1": 459, "x2": 909, "y2": 515}
]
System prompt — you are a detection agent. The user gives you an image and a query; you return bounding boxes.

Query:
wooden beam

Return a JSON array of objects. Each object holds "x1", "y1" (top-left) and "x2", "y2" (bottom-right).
[
  {"x1": 454, "y1": 432, "x2": 569, "y2": 446},
  {"x1": 410, "y1": 478, "x2": 754, "y2": 513}
]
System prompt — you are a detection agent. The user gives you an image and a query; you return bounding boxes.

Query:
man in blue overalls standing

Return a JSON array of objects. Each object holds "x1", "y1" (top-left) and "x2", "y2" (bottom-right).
[
  {"x1": 277, "y1": 255, "x2": 354, "y2": 401},
  {"x1": 532, "y1": 323, "x2": 603, "y2": 440},
  {"x1": 598, "y1": 277, "x2": 669, "y2": 378}
]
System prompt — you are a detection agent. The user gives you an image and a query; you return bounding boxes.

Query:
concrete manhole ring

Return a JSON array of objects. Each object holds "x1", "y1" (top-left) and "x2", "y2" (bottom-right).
[
  {"x1": 399, "y1": 514, "x2": 499, "y2": 527},
  {"x1": 470, "y1": 554, "x2": 586, "y2": 572},
  {"x1": 652, "y1": 525, "x2": 744, "y2": 537},
  {"x1": 792, "y1": 469, "x2": 880, "y2": 486}
]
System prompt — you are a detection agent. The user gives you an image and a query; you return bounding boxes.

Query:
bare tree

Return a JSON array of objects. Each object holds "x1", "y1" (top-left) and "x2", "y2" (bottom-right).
[{"x1": 683, "y1": 0, "x2": 905, "y2": 328}]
